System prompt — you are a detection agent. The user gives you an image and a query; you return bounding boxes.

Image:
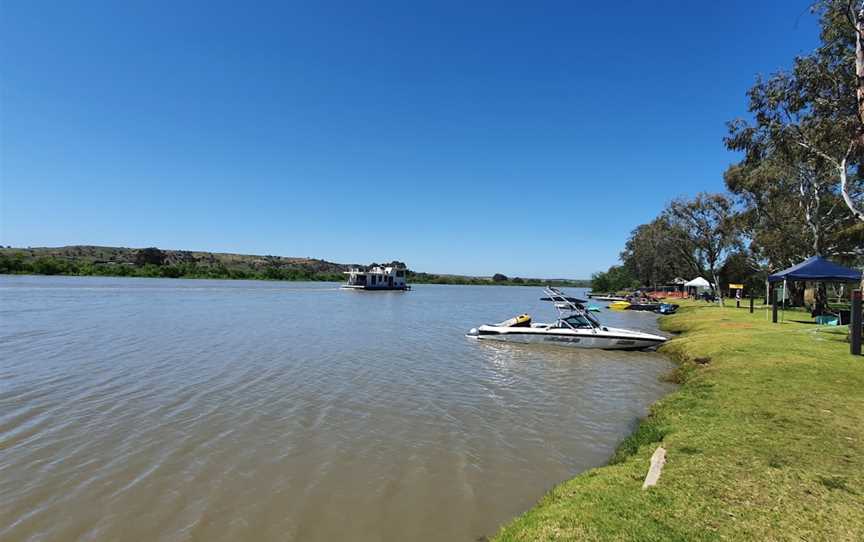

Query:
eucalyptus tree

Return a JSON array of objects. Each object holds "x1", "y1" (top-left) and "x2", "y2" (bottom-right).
[
  {"x1": 800, "y1": 0, "x2": 864, "y2": 222},
  {"x1": 723, "y1": 162, "x2": 810, "y2": 270},
  {"x1": 621, "y1": 217, "x2": 701, "y2": 286},
  {"x1": 723, "y1": 150, "x2": 860, "y2": 267},
  {"x1": 725, "y1": 0, "x2": 864, "y2": 294},
  {"x1": 727, "y1": 2, "x2": 864, "y2": 219},
  {"x1": 665, "y1": 193, "x2": 741, "y2": 306},
  {"x1": 836, "y1": 0, "x2": 864, "y2": 221},
  {"x1": 591, "y1": 265, "x2": 638, "y2": 293}
]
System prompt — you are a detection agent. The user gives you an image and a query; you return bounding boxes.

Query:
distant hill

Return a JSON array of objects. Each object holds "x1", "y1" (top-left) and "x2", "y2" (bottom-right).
[
  {"x1": 0, "y1": 245, "x2": 348, "y2": 273},
  {"x1": 0, "y1": 245, "x2": 590, "y2": 287}
]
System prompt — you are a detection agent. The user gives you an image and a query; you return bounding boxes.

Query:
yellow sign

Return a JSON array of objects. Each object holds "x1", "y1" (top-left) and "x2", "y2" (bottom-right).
[{"x1": 728, "y1": 283, "x2": 744, "y2": 290}]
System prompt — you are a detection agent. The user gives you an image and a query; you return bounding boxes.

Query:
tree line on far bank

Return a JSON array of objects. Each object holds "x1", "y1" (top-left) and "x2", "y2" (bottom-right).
[
  {"x1": 0, "y1": 251, "x2": 347, "y2": 282},
  {"x1": 594, "y1": 1, "x2": 864, "y2": 302},
  {"x1": 408, "y1": 271, "x2": 588, "y2": 287},
  {"x1": 0, "y1": 248, "x2": 589, "y2": 288}
]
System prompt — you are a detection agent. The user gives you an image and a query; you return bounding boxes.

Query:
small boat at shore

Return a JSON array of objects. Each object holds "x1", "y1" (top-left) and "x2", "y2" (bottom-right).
[
  {"x1": 466, "y1": 287, "x2": 667, "y2": 350},
  {"x1": 591, "y1": 295, "x2": 629, "y2": 301},
  {"x1": 609, "y1": 297, "x2": 677, "y2": 313},
  {"x1": 627, "y1": 302, "x2": 660, "y2": 312},
  {"x1": 656, "y1": 303, "x2": 679, "y2": 315}
]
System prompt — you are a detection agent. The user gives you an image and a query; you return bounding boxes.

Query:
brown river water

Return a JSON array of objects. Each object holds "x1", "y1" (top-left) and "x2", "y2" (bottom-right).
[{"x1": 0, "y1": 276, "x2": 674, "y2": 541}]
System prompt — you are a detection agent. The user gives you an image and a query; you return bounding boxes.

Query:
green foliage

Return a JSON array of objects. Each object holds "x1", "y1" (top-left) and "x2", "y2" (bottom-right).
[
  {"x1": 407, "y1": 270, "x2": 588, "y2": 287},
  {"x1": 31, "y1": 257, "x2": 73, "y2": 275},
  {"x1": 0, "y1": 253, "x2": 340, "y2": 282},
  {"x1": 0, "y1": 247, "x2": 586, "y2": 286},
  {"x1": 718, "y1": 251, "x2": 765, "y2": 294},
  {"x1": 591, "y1": 265, "x2": 638, "y2": 292},
  {"x1": 621, "y1": 216, "x2": 698, "y2": 287},
  {"x1": 724, "y1": 0, "x2": 864, "y2": 264},
  {"x1": 616, "y1": 194, "x2": 747, "y2": 295},
  {"x1": 723, "y1": 48, "x2": 863, "y2": 266},
  {"x1": 0, "y1": 252, "x2": 27, "y2": 273},
  {"x1": 666, "y1": 193, "x2": 741, "y2": 298},
  {"x1": 134, "y1": 247, "x2": 166, "y2": 267},
  {"x1": 601, "y1": 0, "x2": 864, "y2": 301}
]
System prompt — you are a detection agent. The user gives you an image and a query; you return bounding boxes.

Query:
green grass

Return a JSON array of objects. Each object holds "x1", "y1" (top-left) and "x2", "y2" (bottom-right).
[{"x1": 493, "y1": 301, "x2": 864, "y2": 541}]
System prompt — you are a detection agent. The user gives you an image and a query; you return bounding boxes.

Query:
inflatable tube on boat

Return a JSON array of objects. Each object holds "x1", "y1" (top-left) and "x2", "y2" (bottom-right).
[{"x1": 500, "y1": 314, "x2": 532, "y2": 327}]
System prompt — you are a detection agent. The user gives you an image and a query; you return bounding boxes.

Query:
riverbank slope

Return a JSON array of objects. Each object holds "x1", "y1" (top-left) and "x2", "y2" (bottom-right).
[{"x1": 494, "y1": 302, "x2": 864, "y2": 541}]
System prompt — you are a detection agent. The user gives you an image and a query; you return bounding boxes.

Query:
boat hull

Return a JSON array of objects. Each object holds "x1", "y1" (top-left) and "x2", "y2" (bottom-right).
[
  {"x1": 340, "y1": 285, "x2": 411, "y2": 291},
  {"x1": 627, "y1": 303, "x2": 660, "y2": 311},
  {"x1": 657, "y1": 303, "x2": 679, "y2": 315},
  {"x1": 467, "y1": 326, "x2": 666, "y2": 350}
]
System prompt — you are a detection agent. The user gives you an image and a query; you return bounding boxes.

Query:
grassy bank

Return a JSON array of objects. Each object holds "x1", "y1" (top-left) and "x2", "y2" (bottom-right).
[{"x1": 493, "y1": 301, "x2": 864, "y2": 541}]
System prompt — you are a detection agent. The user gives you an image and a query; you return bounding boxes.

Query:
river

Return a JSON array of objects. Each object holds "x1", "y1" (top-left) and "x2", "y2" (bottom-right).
[{"x1": 0, "y1": 275, "x2": 674, "y2": 541}]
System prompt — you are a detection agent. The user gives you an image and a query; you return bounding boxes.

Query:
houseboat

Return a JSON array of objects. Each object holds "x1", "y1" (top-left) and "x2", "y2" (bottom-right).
[{"x1": 342, "y1": 265, "x2": 411, "y2": 290}]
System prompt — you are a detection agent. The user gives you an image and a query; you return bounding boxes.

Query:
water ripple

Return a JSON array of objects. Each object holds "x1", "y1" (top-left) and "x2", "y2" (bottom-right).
[{"x1": 0, "y1": 276, "x2": 675, "y2": 542}]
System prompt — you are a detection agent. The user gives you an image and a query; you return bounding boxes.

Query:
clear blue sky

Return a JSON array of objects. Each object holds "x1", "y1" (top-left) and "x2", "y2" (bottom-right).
[{"x1": 1, "y1": 1, "x2": 819, "y2": 278}]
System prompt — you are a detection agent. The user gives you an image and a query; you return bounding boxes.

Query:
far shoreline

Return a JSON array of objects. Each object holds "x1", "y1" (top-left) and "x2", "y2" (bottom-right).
[
  {"x1": 0, "y1": 272, "x2": 588, "y2": 288},
  {"x1": 0, "y1": 246, "x2": 589, "y2": 288}
]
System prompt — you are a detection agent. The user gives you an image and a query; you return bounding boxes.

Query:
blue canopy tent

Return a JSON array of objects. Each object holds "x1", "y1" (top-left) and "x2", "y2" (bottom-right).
[
  {"x1": 768, "y1": 256, "x2": 862, "y2": 284},
  {"x1": 767, "y1": 256, "x2": 862, "y2": 322}
]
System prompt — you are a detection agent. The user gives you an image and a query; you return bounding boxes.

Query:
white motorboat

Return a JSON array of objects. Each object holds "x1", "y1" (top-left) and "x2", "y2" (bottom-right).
[
  {"x1": 466, "y1": 287, "x2": 667, "y2": 350},
  {"x1": 590, "y1": 295, "x2": 629, "y2": 302}
]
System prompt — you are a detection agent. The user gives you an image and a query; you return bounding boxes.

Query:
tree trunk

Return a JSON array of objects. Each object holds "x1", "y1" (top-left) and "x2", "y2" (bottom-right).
[
  {"x1": 789, "y1": 282, "x2": 806, "y2": 308},
  {"x1": 849, "y1": 7, "x2": 864, "y2": 219},
  {"x1": 853, "y1": 3, "x2": 864, "y2": 292},
  {"x1": 857, "y1": 2, "x2": 864, "y2": 143},
  {"x1": 838, "y1": 157, "x2": 864, "y2": 222},
  {"x1": 712, "y1": 269, "x2": 724, "y2": 307},
  {"x1": 814, "y1": 282, "x2": 828, "y2": 316}
]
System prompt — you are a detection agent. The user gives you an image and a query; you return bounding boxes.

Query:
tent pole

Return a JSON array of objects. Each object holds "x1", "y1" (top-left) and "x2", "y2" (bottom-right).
[
  {"x1": 783, "y1": 279, "x2": 787, "y2": 322},
  {"x1": 771, "y1": 282, "x2": 777, "y2": 323}
]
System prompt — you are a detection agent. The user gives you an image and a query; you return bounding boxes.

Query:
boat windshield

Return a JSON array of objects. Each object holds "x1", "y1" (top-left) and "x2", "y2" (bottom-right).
[
  {"x1": 560, "y1": 314, "x2": 595, "y2": 329},
  {"x1": 583, "y1": 311, "x2": 601, "y2": 327}
]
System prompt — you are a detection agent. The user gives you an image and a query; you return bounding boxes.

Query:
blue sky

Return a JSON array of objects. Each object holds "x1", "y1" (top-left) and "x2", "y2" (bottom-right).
[{"x1": 1, "y1": 1, "x2": 819, "y2": 278}]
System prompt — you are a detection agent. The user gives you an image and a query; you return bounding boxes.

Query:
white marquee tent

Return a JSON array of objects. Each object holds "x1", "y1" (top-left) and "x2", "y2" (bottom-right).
[{"x1": 684, "y1": 277, "x2": 712, "y2": 291}]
